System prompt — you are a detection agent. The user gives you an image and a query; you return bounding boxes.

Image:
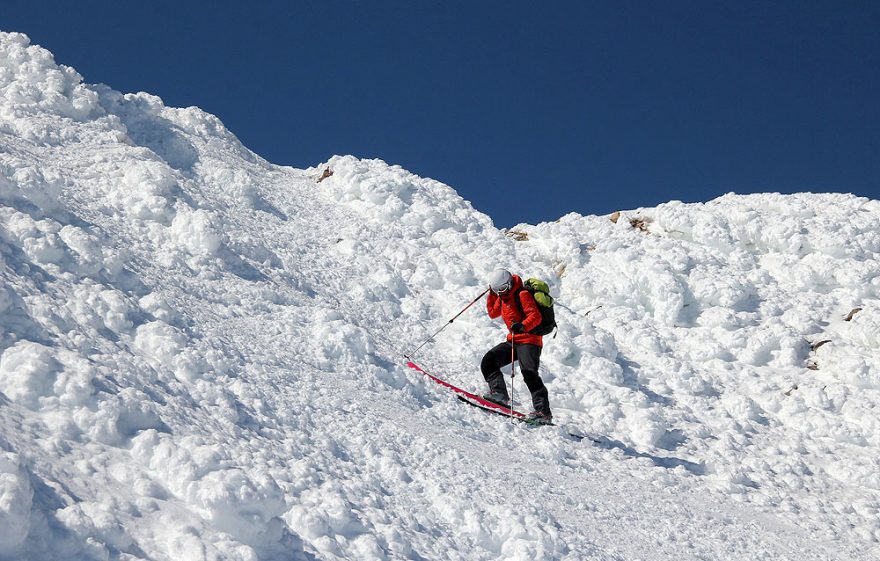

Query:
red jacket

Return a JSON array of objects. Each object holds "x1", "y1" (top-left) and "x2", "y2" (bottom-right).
[{"x1": 487, "y1": 275, "x2": 544, "y2": 347}]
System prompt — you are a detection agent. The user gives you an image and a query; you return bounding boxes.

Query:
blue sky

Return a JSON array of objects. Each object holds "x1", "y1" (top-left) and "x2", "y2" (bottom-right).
[{"x1": 4, "y1": 1, "x2": 879, "y2": 226}]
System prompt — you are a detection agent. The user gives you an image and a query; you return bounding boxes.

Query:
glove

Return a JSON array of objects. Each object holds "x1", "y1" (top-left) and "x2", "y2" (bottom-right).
[{"x1": 511, "y1": 322, "x2": 525, "y2": 334}]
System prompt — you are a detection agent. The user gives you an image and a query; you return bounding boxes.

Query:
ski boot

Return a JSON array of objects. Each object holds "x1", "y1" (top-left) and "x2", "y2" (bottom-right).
[
  {"x1": 524, "y1": 410, "x2": 554, "y2": 426},
  {"x1": 481, "y1": 391, "x2": 510, "y2": 408}
]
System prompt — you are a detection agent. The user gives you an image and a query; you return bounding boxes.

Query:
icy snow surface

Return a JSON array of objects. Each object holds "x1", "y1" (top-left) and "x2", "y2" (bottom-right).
[{"x1": 1, "y1": 31, "x2": 879, "y2": 560}]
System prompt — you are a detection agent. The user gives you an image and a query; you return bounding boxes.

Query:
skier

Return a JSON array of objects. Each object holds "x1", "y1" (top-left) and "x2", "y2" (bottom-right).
[{"x1": 481, "y1": 268, "x2": 553, "y2": 423}]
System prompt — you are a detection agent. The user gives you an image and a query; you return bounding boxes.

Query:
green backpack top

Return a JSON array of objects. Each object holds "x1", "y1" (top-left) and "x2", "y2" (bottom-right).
[{"x1": 514, "y1": 278, "x2": 557, "y2": 337}]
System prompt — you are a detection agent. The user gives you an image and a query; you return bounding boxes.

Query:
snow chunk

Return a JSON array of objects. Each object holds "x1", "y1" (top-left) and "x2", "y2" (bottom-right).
[
  {"x1": 188, "y1": 468, "x2": 286, "y2": 547},
  {"x1": 284, "y1": 482, "x2": 372, "y2": 558},
  {"x1": 55, "y1": 501, "x2": 133, "y2": 554},
  {"x1": 116, "y1": 161, "x2": 177, "y2": 221},
  {"x1": 63, "y1": 283, "x2": 134, "y2": 334},
  {"x1": 51, "y1": 350, "x2": 96, "y2": 408},
  {"x1": 129, "y1": 431, "x2": 222, "y2": 493},
  {"x1": 625, "y1": 408, "x2": 670, "y2": 448},
  {"x1": 57, "y1": 225, "x2": 109, "y2": 276},
  {"x1": 0, "y1": 341, "x2": 60, "y2": 409},
  {"x1": 845, "y1": 304, "x2": 880, "y2": 350},
  {"x1": 138, "y1": 292, "x2": 180, "y2": 324},
  {"x1": 310, "y1": 311, "x2": 376, "y2": 370},
  {"x1": 84, "y1": 388, "x2": 168, "y2": 445},
  {"x1": 171, "y1": 208, "x2": 222, "y2": 256},
  {"x1": 133, "y1": 321, "x2": 187, "y2": 370},
  {"x1": 1, "y1": 210, "x2": 66, "y2": 266},
  {"x1": 0, "y1": 163, "x2": 64, "y2": 211},
  {"x1": 0, "y1": 452, "x2": 32, "y2": 553}
]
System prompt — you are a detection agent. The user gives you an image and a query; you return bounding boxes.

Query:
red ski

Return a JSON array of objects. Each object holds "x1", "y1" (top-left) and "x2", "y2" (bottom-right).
[{"x1": 405, "y1": 360, "x2": 531, "y2": 420}]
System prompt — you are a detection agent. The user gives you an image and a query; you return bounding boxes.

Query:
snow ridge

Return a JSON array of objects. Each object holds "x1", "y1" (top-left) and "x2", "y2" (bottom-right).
[{"x1": 0, "y1": 31, "x2": 879, "y2": 560}]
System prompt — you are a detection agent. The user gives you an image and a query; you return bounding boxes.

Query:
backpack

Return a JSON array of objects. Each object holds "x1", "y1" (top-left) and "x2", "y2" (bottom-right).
[{"x1": 513, "y1": 278, "x2": 557, "y2": 337}]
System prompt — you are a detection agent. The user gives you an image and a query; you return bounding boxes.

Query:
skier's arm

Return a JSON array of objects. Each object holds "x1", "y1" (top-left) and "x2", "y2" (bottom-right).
[
  {"x1": 518, "y1": 291, "x2": 542, "y2": 332},
  {"x1": 487, "y1": 291, "x2": 502, "y2": 319}
]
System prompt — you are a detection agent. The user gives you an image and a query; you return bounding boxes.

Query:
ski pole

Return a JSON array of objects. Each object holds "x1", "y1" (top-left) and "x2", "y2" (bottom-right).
[
  {"x1": 405, "y1": 288, "x2": 490, "y2": 358},
  {"x1": 509, "y1": 328, "x2": 516, "y2": 417}
]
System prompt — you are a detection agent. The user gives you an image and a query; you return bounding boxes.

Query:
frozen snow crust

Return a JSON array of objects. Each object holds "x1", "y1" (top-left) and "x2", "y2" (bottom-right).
[{"x1": 0, "y1": 32, "x2": 878, "y2": 560}]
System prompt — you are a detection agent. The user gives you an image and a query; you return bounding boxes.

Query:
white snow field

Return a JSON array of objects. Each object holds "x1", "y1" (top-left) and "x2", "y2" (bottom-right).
[{"x1": 0, "y1": 31, "x2": 879, "y2": 561}]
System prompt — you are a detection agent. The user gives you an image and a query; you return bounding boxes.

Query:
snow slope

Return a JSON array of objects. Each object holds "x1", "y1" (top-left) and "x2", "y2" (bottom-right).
[{"x1": 1, "y1": 31, "x2": 879, "y2": 560}]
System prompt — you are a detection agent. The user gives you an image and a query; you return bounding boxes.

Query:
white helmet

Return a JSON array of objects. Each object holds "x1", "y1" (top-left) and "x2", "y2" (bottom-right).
[{"x1": 488, "y1": 268, "x2": 513, "y2": 295}]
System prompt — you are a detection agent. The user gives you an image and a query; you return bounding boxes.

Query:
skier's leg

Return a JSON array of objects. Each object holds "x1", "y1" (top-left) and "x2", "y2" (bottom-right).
[
  {"x1": 480, "y1": 342, "x2": 512, "y2": 400},
  {"x1": 515, "y1": 345, "x2": 551, "y2": 415}
]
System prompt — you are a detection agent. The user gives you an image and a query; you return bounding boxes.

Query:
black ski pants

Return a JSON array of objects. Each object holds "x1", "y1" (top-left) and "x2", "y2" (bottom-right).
[{"x1": 480, "y1": 342, "x2": 551, "y2": 415}]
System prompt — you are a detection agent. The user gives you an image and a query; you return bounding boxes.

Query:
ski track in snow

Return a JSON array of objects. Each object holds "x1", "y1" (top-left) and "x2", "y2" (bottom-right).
[{"x1": 0, "y1": 31, "x2": 879, "y2": 560}]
